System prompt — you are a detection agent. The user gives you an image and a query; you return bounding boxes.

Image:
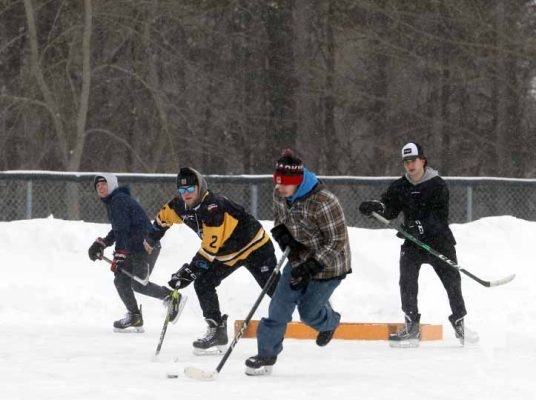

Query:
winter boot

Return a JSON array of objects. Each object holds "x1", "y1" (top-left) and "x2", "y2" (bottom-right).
[
  {"x1": 192, "y1": 314, "x2": 228, "y2": 355},
  {"x1": 449, "y1": 315, "x2": 479, "y2": 345},
  {"x1": 316, "y1": 329, "x2": 336, "y2": 347},
  {"x1": 245, "y1": 355, "x2": 277, "y2": 376},
  {"x1": 389, "y1": 313, "x2": 421, "y2": 348},
  {"x1": 113, "y1": 305, "x2": 144, "y2": 333},
  {"x1": 163, "y1": 291, "x2": 188, "y2": 324}
]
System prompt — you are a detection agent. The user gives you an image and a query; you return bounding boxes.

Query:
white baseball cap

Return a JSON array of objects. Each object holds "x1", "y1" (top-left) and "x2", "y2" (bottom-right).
[{"x1": 401, "y1": 142, "x2": 424, "y2": 160}]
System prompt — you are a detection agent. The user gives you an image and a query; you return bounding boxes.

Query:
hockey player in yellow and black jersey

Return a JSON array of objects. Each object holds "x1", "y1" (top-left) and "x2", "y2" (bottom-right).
[{"x1": 144, "y1": 167, "x2": 279, "y2": 354}]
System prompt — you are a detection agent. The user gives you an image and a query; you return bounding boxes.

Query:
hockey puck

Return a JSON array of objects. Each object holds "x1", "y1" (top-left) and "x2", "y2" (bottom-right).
[{"x1": 166, "y1": 373, "x2": 179, "y2": 379}]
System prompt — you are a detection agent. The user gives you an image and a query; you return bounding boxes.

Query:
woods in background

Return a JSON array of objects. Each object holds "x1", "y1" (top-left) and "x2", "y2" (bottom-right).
[{"x1": 1, "y1": 0, "x2": 535, "y2": 177}]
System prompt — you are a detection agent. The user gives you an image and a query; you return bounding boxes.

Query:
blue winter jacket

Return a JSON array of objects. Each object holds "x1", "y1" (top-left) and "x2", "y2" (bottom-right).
[{"x1": 101, "y1": 187, "x2": 153, "y2": 253}]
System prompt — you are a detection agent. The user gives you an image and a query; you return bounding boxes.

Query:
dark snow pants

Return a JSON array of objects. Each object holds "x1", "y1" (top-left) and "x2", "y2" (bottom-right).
[
  {"x1": 114, "y1": 243, "x2": 171, "y2": 313},
  {"x1": 399, "y1": 242, "x2": 467, "y2": 322},
  {"x1": 193, "y1": 240, "x2": 279, "y2": 323}
]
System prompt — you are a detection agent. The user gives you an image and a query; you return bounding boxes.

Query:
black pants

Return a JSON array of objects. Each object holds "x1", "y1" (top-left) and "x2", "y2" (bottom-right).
[
  {"x1": 193, "y1": 240, "x2": 279, "y2": 323},
  {"x1": 399, "y1": 242, "x2": 467, "y2": 321},
  {"x1": 114, "y1": 243, "x2": 171, "y2": 314}
]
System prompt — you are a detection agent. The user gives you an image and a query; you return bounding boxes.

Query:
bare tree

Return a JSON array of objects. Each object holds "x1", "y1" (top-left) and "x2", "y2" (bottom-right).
[{"x1": 2, "y1": 0, "x2": 536, "y2": 179}]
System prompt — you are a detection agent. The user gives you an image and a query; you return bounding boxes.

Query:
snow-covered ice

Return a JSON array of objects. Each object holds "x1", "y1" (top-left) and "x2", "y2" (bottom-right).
[{"x1": 0, "y1": 216, "x2": 533, "y2": 399}]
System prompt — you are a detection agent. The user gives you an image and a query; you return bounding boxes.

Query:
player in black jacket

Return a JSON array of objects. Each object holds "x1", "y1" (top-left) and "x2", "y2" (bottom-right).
[
  {"x1": 359, "y1": 143, "x2": 478, "y2": 347},
  {"x1": 144, "y1": 167, "x2": 278, "y2": 354}
]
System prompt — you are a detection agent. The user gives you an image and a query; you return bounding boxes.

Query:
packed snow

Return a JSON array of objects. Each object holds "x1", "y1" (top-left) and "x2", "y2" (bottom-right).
[{"x1": 0, "y1": 216, "x2": 533, "y2": 399}]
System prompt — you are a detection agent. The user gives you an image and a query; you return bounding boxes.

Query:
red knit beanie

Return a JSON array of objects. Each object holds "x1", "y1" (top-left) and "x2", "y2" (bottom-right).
[{"x1": 273, "y1": 148, "x2": 304, "y2": 185}]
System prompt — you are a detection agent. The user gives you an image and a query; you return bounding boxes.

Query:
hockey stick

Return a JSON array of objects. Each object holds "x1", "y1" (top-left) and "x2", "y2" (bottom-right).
[
  {"x1": 371, "y1": 212, "x2": 515, "y2": 287},
  {"x1": 184, "y1": 247, "x2": 291, "y2": 381},
  {"x1": 102, "y1": 255, "x2": 150, "y2": 286},
  {"x1": 153, "y1": 290, "x2": 187, "y2": 361}
]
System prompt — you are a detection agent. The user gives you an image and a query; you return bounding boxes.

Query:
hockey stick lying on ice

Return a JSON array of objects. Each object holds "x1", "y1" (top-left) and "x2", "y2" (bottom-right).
[
  {"x1": 102, "y1": 255, "x2": 150, "y2": 286},
  {"x1": 371, "y1": 212, "x2": 516, "y2": 287},
  {"x1": 184, "y1": 247, "x2": 291, "y2": 381}
]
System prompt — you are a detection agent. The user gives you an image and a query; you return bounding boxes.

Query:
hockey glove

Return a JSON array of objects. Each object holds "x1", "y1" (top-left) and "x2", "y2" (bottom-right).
[
  {"x1": 88, "y1": 238, "x2": 107, "y2": 261},
  {"x1": 398, "y1": 220, "x2": 424, "y2": 239},
  {"x1": 168, "y1": 263, "x2": 198, "y2": 289},
  {"x1": 290, "y1": 258, "x2": 324, "y2": 291},
  {"x1": 271, "y1": 224, "x2": 304, "y2": 252},
  {"x1": 358, "y1": 200, "x2": 385, "y2": 217},
  {"x1": 111, "y1": 250, "x2": 128, "y2": 273}
]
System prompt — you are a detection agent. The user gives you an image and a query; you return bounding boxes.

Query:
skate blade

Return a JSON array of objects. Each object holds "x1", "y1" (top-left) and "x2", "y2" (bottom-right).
[
  {"x1": 389, "y1": 339, "x2": 420, "y2": 348},
  {"x1": 245, "y1": 366, "x2": 273, "y2": 376},
  {"x1": 113, "y1": 326, "x2": 144, "y2": 333},
  {"x1": 192, "y1": 345, "x2": 227, "y2": 356}
]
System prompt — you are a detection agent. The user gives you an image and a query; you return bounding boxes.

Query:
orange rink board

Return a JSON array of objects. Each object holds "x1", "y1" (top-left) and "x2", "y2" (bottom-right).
[{"x1": 234, "y1": 320, "x2": 442, "y2": 341}]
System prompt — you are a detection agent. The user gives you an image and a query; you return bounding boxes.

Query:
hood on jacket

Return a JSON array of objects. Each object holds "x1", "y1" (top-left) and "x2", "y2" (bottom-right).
[
  {"x1": 176, "y1": 167, "x2": 208, "y2": 207},
  {"x1": 94, "y1": 173, "x2": 119, "y2": 193},
  {"x1": 405, "y1": 167, "x2": 439, "y2": 186}
]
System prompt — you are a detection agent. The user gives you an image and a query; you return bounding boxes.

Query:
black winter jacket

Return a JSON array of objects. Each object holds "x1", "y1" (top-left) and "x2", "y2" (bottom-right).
[{"x1": 380, "y1": 168, "x2": 456, "y2": 246}]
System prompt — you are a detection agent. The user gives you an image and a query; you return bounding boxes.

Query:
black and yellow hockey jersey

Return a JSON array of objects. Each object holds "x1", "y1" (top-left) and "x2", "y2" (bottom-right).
[{"x1": 148, "y1": 190, "x2": 269, "y2": 267}]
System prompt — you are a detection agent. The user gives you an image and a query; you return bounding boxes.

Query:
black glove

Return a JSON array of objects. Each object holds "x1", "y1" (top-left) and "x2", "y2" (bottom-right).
[
  {"x1": 271, "y1": 224, "x2": 304, "y2": 252},
  {"x1": 290, "y1": 258, "x2": 324, "y2": 291},
  {"x1": 88, "y1": 238, "x2": 107, "y2": 261},
  {"x1": 399, "y1": 220, "x2": 424, "y2": 239},
  {"x1": 359, "y1": 200, "x2": 385, "y2": 217},
  {"x1": 111, "y1": 250, "x2": 128, "y2": 273},
  {"x1": 168, "y1": 263, "x2": 198, "y2": 289}
]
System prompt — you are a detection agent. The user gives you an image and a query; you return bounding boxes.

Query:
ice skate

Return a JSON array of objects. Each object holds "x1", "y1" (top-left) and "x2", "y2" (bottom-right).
[
  {"x1": 316, "y1": 329, "x2": 336, "y2": 347},
  {"x1": 192, "y1": 314, "x2": 228, "y2": 355},
  {"x1": 245, "y1": 355, "x2": 277, "y2": 376},
  {"x1": 449, "y1": 315, "x2": 479, "y2": 345},
  {"x1": 113, "y1": 306, "x2": 144, "y2": 333},
  {"x1": 389, "y1": 314, "x2": 420, "y2": 348},
  {"x1": 163, "y1": 291, "x2": 187, "y2": 324}
]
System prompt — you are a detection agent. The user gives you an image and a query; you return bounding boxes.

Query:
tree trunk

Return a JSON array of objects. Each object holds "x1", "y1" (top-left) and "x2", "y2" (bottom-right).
[
  {"x1": 264, "y1": 1, "x2": 297, "y2": 152},
  {"x1": 23, "y1": 0, "x2": 69, "y2": 167}
]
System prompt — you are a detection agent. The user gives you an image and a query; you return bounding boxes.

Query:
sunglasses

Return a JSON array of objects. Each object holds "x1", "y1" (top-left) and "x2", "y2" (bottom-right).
[{"x1": 177, "y1": 185, "x2": 196, "y2": 194}]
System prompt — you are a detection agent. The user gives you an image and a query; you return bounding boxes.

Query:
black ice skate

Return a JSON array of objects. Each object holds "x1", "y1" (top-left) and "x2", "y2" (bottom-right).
[
  {"x1": 113, "y1": 306, "x2": 144, "y2": 333},
  {"x1": 389, "y1": 314, "x2": 420, "y2": 348},
  {"x1": 449, "y1": 315, "x2": 479, "y2": 345},
  {"x1": 316, "y1": 329, "x2": 336, "y2": 347},
  {"x1": 192, "y1": 314, "x2": 228, "y2": 355},
  {"x1": 245, "y1": 355, "x2": 277, "y2": 376},
  {"x1": 163, "y1": 291, "x2": 188, "y2": 324}
]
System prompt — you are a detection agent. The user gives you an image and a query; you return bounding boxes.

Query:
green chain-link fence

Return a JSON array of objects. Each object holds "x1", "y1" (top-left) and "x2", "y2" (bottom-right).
[{"x1": 1, "y1": 172, "x2": 536, "y2": 227}]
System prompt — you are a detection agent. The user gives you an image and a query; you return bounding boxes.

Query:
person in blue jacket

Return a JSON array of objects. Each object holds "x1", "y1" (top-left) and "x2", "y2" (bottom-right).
[{"x1": 87, "y1": 173, "x2": 182, "y2": 332}]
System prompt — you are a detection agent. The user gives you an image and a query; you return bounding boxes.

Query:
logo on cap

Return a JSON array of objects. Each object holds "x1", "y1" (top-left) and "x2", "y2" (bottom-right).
[{"x1": 401, "y1": 142, "x2": 423, "y2": 160}]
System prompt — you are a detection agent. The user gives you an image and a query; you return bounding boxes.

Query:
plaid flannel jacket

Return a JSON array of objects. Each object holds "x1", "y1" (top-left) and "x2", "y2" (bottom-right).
[{"x1": 273, "y1": 183, "x2": 352, "y2": 279}]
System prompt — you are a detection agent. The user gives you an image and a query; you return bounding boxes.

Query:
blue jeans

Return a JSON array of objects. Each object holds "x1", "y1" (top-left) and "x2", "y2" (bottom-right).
[{"x1": 256, "y1": 263, "x2": 342, "y2": 358}]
